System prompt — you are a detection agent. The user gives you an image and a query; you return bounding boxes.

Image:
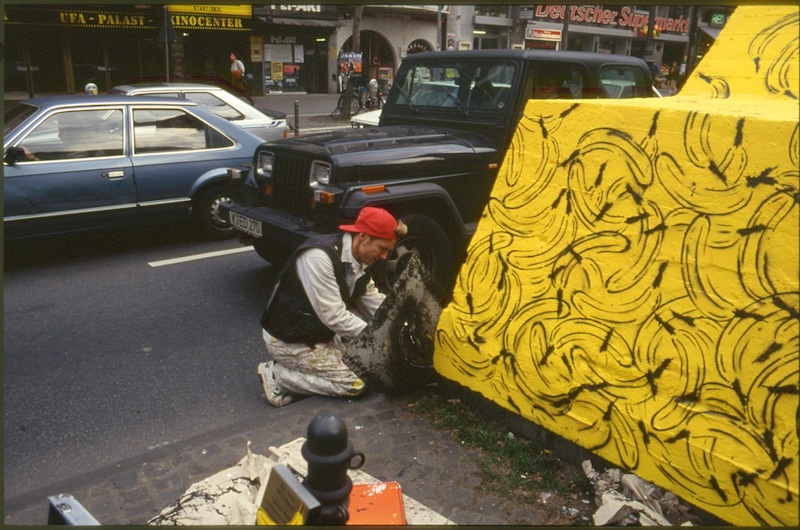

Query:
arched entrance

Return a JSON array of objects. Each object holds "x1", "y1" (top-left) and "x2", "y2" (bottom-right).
[
  {"x1": 341, "y1": 30, "x2": 395, "y2": 90},
  {"x1": 407, "y1": 39, "x2": 434, "y2": 55}
]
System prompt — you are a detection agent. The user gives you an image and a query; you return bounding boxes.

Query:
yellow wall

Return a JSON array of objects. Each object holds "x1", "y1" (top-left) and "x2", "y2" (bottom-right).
[{"x1": 434, "y1": 6, "x2": 798, "y2": 526}]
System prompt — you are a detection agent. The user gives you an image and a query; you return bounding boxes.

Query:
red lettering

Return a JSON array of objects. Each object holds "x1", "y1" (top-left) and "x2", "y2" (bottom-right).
[
  {"x1": 618, "y1": 6, "x2": 633, "y2": 28},
  {"x1": 534, "y1": 4, "x2": 566, "y2": 20}
]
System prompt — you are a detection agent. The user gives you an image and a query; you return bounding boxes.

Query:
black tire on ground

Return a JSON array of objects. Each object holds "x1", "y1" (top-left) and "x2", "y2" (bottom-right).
[
  {"x1": 193, "y1": 185, "x2": 238, "y2": 240},
  {"x1": 253, "y1": 239, "x2": 293, "y2": 269}
]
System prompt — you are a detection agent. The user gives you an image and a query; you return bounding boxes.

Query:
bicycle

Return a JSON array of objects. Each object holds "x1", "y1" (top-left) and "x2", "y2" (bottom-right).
[{"x1": 331, "y1": 86, "x2": 363, "y2": 117}]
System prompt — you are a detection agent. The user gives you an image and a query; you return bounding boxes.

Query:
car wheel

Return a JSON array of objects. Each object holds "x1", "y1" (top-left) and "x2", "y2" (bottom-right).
[
  {"x1": 253, "y1": 239, "x2": 292, "y2": 268},
  {"x1": 380, "y1": 213, "x2": 454, "y2": 290},
  {"x1": 194, "y1": 186, "x2": 238, "y2": 240}
]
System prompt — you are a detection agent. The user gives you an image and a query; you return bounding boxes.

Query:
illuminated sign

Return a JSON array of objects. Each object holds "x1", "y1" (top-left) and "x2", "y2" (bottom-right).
[
  {"x1": 526, "y1": 27, "x2": 562, "y2": 41},
  {"x1": 168, "y1": 5, "x2": 252, "y2": 31},
  {"x1": 4, "y1": 5, "x2": 252, "y2": 31},
  {"x1": 710, "y1": 13, "x2": 727, "y2": 28},
  {"x1": 169, "y1": 5, "x2": 252, "y2": 17}
]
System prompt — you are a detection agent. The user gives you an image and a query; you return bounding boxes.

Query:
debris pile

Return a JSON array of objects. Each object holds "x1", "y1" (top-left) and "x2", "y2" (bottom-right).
[{"x1": 582, "y1": 460, "x2": 702, "y2": 526}]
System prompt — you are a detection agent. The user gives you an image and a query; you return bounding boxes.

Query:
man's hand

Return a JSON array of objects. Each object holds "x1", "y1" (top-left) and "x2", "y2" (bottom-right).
[{"x1": 21, "y1": 146, "x2": 38, "y2": 161}]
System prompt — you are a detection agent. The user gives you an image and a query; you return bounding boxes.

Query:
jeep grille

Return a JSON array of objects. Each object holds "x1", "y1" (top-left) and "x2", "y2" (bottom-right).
[{"x1": 273, "y1": 155, "x2": 313, "y2": 216}]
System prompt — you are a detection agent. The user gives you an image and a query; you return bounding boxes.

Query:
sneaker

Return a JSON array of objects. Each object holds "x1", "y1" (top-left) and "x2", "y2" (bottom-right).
[{"x1": 258, "y1": 361, "x2": 293, "y2": 407}]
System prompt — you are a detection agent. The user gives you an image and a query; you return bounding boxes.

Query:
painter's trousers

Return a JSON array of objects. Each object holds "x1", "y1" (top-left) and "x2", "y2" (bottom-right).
[{"x1": 262, "y1": 328, "x2": 365, "y2": 397}]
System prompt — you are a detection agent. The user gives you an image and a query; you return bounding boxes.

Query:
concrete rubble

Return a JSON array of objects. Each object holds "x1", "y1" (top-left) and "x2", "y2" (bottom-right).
[
  {"x1": 582, "y1": 460, "x2": 701, "y2": 526},
  {"x1": 147, "y1": 438, "x2": 453, "y2": 525}
]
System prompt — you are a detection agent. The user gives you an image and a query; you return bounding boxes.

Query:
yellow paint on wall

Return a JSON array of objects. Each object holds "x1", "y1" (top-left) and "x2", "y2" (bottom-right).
[{"x1": 434, "y1": 5, "x2": 799, "y2": 526}]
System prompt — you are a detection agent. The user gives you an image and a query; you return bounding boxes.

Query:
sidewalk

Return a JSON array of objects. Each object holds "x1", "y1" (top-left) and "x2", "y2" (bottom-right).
[{"x1": 4, "y1": 384, "x2": 575, "y2": 526}]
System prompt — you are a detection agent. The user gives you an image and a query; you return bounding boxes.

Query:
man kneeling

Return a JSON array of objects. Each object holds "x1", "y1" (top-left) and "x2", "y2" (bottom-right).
[{"x1": 258, "y1": 207, "x2": 407, "y2": 406}]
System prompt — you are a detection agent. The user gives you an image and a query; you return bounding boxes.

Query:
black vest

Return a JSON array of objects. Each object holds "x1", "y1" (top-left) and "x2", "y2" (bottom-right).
[{"x1": 261, "y1": 234, "x2": 372, "y2": 346}]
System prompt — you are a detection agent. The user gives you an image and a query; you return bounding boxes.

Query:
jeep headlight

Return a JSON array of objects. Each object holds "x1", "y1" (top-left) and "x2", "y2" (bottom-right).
[
  {"x1": 256, "y1": 151, "x2": 274, "y2": 179},
  {"x1": 310, "y1": 161, "x2": 332, "y2": 186}
]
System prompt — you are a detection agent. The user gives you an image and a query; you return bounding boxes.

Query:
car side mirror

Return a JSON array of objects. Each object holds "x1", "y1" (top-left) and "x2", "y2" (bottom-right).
[{"x1": 4, "y1": 146, "x2": 24, "y2": 165}]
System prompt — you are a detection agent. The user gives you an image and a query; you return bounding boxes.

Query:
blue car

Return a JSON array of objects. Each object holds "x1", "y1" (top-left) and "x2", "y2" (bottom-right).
[{"x1": 3, "y1": 94, "x2": 264, "y2": 240}]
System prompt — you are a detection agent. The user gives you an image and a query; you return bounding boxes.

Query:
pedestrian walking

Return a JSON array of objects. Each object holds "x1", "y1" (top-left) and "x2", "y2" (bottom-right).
[{"x1": 230, "y1": 51, "x2": 254, "y2": 105}]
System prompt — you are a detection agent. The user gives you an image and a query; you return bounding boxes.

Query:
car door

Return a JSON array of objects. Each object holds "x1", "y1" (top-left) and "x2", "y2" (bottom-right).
[
  {"x1": 129, "y1": 105, "x2": 237, "y2": 220},
  {"x1": 3, "y1": 107, "x2": 134, "y2": 238}
]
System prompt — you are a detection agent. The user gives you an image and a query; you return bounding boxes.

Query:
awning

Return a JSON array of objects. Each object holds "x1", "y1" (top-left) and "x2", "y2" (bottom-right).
[
  {"x1": 700, "y1": 26, "x2": 721, "y2": 40},
  {"x1": 258, "y1": 16, "x2": 344, "y2": 27}
]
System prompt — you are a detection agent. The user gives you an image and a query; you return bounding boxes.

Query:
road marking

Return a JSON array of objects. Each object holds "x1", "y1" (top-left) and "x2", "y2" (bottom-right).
[{"x1": 148, "y1": 246, "x2": 253, "y2": 267}]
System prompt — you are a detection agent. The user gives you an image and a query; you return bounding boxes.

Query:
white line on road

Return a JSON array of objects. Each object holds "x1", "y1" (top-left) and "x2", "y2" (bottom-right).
[{"x1": 148, "y1": 246, "x2": 254, "y2": 267}]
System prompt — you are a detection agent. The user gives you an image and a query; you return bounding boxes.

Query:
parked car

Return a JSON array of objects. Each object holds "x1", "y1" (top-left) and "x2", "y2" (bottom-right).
[
  {"x1": 351, "y1": 108, "x2": 382, "y2": 128},
  {"x1": 108, "y1": 83, "x2": 289, "y2": 141},
  {"x1": 3, "y1": 94, "x2": 263, "y2": 240}
]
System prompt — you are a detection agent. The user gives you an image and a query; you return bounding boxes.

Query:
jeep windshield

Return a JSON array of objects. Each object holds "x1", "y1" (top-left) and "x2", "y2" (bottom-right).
[{"x1": 390, "y1": 60, "x2": 517, "y2": 115}]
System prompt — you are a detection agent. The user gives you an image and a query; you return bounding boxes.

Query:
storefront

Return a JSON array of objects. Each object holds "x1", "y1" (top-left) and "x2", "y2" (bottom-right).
[
  {"x1": 254, "y1": 5, "x2": 342, "y2": 94},
  {"x1": 521, "y1": 4, "x2": 692, "y2": 67},
  {"x1": 4, "y1": 4, "x2": 258, "y2": 96}
]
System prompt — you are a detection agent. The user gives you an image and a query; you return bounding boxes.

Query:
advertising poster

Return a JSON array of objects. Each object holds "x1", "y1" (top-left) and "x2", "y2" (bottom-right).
[{"x1": 337, "y1": 51, "x2": 363, "y2": 77}]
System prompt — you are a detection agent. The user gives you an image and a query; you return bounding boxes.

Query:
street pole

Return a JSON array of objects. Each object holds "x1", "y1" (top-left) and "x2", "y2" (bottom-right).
[
  {"x1": 163, "y1": 5, "x2": 170, "y2": 82},
  {"x1": 437, "y1": 5, "x2": 442, "y2": 51}
]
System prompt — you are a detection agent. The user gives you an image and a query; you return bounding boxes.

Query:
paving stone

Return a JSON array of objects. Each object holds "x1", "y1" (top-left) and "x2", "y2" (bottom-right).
[
  {"x1": 111, "y1": 470, "x2": 140, "y2": 490},
  {"x1": 3, "y1": 391, "x2": 608, "y2": 525}
]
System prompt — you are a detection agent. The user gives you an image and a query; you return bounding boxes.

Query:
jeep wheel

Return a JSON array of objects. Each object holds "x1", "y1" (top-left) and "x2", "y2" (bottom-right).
[
  {"x1": 194, "y1": 186, "x2": 238, "y2": 240},
  {"x1": 382, "y1": 214, "x2": 454, "y2": 289},
  {"x1": 253, "y1": 240, "x2": 292, "y2": 269}
]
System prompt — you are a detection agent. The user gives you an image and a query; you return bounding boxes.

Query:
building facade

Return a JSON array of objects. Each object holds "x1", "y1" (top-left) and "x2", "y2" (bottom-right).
[{"x1": 5, "y1": 4, "x2": 730, "y2": 98}]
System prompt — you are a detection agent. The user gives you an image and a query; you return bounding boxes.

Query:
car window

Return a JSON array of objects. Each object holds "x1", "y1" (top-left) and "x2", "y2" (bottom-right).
[
  {"x1": 132, "y1": 108, "x2": 234, "y2": 153},
  {"x1": 531, "y1": 64, "x2": 585, "y2": 99},
  {"x1": 183, "y1": 92, "x2": 243, "y2": 121},
  {"x1": 4, "y1": 102, "x2": 37, "y2": 137},
  {"x1": 394, "y1": 60, "x2": 517, "y2": 113},
  {"x1": 15, "y1": 108, "x2": 124, "y2": 161},
  {"x1": 599, "y1": 66, "x2": 650, "y2": 98}
]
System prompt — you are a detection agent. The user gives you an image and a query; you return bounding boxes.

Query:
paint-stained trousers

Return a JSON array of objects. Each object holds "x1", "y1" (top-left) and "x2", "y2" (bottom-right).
[{"x1": 262, "y1": 329, "x2": 365, "y2": 397}]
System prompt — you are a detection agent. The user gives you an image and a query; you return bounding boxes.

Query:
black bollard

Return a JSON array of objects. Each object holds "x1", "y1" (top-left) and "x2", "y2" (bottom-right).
[
  {"x1": 294, "y1": 100, "x2": 300, "y2": 136},
  {"x1": 301, "y1": 413, "x2": 365, "y2": 525}
]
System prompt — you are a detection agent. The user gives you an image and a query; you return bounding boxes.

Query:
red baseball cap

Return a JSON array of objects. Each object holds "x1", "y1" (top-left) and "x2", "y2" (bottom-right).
[{"x1": 340, "y1": 207, "x2": 399, "y2": 241}]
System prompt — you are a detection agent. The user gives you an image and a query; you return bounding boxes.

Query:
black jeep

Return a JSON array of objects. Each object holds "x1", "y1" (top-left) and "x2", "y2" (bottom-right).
[{"x1": 221, "y1": 49, "x2": 654, "y2": 289}]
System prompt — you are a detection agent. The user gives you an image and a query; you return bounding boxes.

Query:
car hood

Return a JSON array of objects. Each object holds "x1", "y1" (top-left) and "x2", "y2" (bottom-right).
[{"x1": 266, "y1": 124, "x2": 497, "y2": 157}]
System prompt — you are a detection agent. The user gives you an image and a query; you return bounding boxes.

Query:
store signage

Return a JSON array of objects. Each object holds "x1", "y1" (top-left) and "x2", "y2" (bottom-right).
[
  {"x1": 270, "y1": 36, "x2": 298, "y2": 44},
  {"x1": 58, "y1": 12, "x2": 148, "y2": 26},
  {"x1": 710, "y1": 13, "x2": 727, "y2": 28},
  {"x1": 169, "y1": 5, "x2": 252, "y2": 17},
  {"x1": 271, "y1": 5, "x2": 322, "y2": 13},
  {"x1": 526, "y1": 27, "x2": 562, "y2": 41},
  {"x1": 533, "y1": 4, "x2": 690, "y2": 33},
  {"x1": 5, "y1": 7, "x2": 161, "y2": 29},
  {"x1": 168, "y1": 4, "x2": 251, "y2": 30},
  {"x1": 5, "y1": 5, "x2": 253, "y2": 31}
]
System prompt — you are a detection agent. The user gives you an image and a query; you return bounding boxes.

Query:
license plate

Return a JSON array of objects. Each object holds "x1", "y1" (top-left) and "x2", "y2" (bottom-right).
[{"x1": 229, "y1": 211, "x2": 262, "y2": 238}]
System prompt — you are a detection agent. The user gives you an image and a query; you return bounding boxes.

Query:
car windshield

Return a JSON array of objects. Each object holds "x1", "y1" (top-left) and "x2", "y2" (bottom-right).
[
  {"x1": 392, "y1": 60, "x2": 517, "y2": 113},
  {"x1": 4, "y1": 102, "x2": 37, "y2": 138}
]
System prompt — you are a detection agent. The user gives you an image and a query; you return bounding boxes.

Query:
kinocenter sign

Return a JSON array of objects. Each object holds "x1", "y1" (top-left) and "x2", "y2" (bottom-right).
[{"x1": 169, "y1": 4, "x2": 252, "y2": 31}]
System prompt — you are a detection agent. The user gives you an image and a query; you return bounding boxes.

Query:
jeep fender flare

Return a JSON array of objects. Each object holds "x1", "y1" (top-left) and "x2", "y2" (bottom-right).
[{"x1": 339, "y1": 182, "x2": 469, "y2": 244}]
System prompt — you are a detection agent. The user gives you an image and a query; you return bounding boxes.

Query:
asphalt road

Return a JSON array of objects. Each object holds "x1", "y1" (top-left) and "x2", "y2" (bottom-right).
[{"x1": 2, "y1": 223, "x2": 280, "y2": 503}]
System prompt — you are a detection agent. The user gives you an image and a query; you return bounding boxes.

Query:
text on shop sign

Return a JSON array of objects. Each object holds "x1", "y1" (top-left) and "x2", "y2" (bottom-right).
[{"x1": 535, "y1": 5, "x2": 690, "y2": 33}]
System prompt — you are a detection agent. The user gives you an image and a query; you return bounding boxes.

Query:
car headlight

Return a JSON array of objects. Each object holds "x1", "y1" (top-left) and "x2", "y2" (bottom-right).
[
  {"x1": 256, "y1": 151, "x2": 274, "y2": 179},
  {"x1": 310, "y1": 161, "x2": 332, "y2": 186}
]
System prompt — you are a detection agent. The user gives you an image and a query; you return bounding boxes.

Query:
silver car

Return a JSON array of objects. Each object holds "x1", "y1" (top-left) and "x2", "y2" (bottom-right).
[{"x1": 109, "y1": 83, "x2": 289, "y2": 141}]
